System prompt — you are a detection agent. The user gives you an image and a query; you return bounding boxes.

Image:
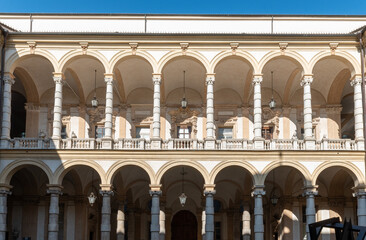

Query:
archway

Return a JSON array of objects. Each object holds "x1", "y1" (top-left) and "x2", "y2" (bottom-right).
[{"x1": 171, "y1": 210, "x2": 198, "y2": 240}]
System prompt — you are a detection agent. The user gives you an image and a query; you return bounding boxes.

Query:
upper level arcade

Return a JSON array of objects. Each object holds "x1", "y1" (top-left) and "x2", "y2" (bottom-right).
[{"x1": 1, "y1": 14, "x2": 365, "y2": 151}]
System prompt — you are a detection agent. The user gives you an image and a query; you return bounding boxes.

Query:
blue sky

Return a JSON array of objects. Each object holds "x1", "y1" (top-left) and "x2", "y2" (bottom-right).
[{"x1": 1, "y1": 0, "x2": 366, "y2": 15}]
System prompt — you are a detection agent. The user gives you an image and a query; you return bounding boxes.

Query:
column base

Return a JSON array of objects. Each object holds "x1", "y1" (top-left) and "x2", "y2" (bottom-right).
[
  {"x1": 101, "y1": 138, "x2": 113, "y2": 149},
  {"x1": 304, "y1": 138, "x2": 316, "y2": 150},
  {"x1": 204, "y1": 138, "x2": 216, "y2": 150},
  {"x1": 356, "y1": 139, "x2": 365, "y2": 150},
  {"x1": 253, "y1": 138, "x2": 264, "y2": 150},
  {"x1": 150, "y1": 138, "x2": 162, "y2": 149},
  {"x1": 50, "y1": 137, "x2": 61, "y2": 149},
  {"x1": 0, "y1": 138, "x2": 10, "y2": 149}
]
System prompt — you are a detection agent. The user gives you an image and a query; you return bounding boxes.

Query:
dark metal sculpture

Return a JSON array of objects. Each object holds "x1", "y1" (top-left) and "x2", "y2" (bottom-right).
[{"x1": 309, "y1": 217, "x2": 366, "y2": 240}]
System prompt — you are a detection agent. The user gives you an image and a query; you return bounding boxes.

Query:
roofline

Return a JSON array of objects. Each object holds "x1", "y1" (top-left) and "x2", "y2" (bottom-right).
[
  {"x1": 1, "y1": 12, "x2": 366, "y2": 18},
  {"x1": 8, "y1": 31, "x2": 358, "y2": 38}
]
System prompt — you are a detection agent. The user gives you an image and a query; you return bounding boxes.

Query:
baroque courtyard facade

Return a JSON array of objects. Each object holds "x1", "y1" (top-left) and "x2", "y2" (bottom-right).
[{"x1": 0, "y1": 13, "x2": 366, "y2": 240}]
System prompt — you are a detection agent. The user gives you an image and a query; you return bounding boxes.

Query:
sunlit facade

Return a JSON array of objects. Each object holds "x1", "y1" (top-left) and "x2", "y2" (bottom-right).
[{"x1": 0, "y1": 13, "x2": 366, "y2": 240}]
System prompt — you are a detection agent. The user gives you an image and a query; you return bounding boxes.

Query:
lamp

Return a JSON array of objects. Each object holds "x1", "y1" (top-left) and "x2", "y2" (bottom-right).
[
  {"x1": 270, "y1": 170, "x2": 279, "y2": 206},
  {"x1": 88, "y1": 169, "x2": 97, "y2": 206},
  {"x1": 181, "y1": 70, "x2": 188, "y2": 109},
  {"x1": 269, "y1": 71, "x2": 276, "y2": 109},
  {"x1": 179, "y1": 167, "x2": 187, "y2": 207},
  {"x1": 91, "y1": 69, "x2": 99, "y2": 108}
]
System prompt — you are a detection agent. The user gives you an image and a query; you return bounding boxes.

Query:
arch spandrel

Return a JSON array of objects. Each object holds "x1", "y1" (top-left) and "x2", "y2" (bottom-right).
[
  {"x1": 157, "y1": 50, "x2": 210, "y2": 74},
  {"x1": 109, "y1": 50, "x2": 158, "y2": 74},
  {"x1": 53, "y1": 159, "x2": 107, "y2": 185},
  {"x1": 258, "y1": 50, "x2": 310, "y2": 74},
  {"x1": 59, "y1": 50, "x2": 110, "y2": 73},
  {"x1": 0, "y1": 159, "x2": 53, "y2": 185},
  {"x1": 155, "y1": 160, "x2": 209, "y2": 185},
  {"x1": 209, "y1": 160, "x2": 258, "y2": 185},
  {"x1": 312, "y1": 161, "x2": 365, "y2": 187},
  {"x1": 210, "y1": 50, "x2": 260, "y2": 74},
  {"x1": 260, "y1": 161, "x2": 312, "y2": 186},
  {"x1": 106, "y1": 161, "x2": 156, "y2": 185},
  {"x1": 6, "y1": 49, "x2": 58, "y2": 74},
  {"x1": 309, "y1": 51, "x2": 361, "y2": 76}
]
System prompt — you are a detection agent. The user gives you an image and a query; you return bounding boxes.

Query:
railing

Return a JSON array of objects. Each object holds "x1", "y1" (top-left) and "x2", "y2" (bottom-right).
[{"x1": 2, "y1": 137, "x2": 363, "y2": 151}]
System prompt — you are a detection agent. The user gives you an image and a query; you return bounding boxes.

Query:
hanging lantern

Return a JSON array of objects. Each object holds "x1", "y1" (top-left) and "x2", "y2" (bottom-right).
[
  {"x1": 91, "y1": 69, "x2": 98, "y2": 107},
  {"x1": 88, "y1": 192, "x2": 97, "y2": 206},
  {"x1": 181, "y1": 71, "x2": 188, "y2": 109},
  {"x1": 179, "y1": 192, "x2": 187, "y2": 207},
  {"x1": 269, "y1": 71, "x2": 276, "y2": 109}
]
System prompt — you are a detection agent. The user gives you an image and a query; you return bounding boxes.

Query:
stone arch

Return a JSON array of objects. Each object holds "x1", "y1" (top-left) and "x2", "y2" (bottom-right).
[
  {"x1": 157, "y1": 50, "x2": 210, "y2": 74},
  {"x1": 210, "y1": 160, "x2": 258, "y2": 185},
  {"x1": 210, "y1": 50, "x2": 260, "y2": 74},
  {"x1": 0, "y1": 159, "x2": 53, "y2": 185},
  {"x1": 59, "y1": 49, "x2": 109, "y2": 73},
  {"x1": 309, "y1": 51, "x2": 360, "y2": 76},
  {"x1": 13, "y1": 67, "x2": 39, "y2": 103},
  {"x1": 156, "y1": 160, "x2": 209, "y2": 185},
  {"x1": 258, "y1": 50, "x2": 309, "y2": 74},
  {"x1": 6, "y1": 48, "x2": 58, "y2": 73},
  {"x1": 109, "y1": 50, "x2": 158, "y2": 73},
  {"x1": 106, "y1": 161, "x2": 155, "y2": 185},
  {"x1": 53, "y1": 159, "x2": 107, "y2": 185},
  {"x1": 312, "y1": 161, "x2": 365, "y2": 187},
  {"x1": 260, "y1": 161, "x2": 311, "y2": 185}
]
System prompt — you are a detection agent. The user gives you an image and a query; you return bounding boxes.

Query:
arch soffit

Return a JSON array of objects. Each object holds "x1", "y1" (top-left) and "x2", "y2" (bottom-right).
[
  {"x1": 53, "y1": 159, "x2": 107, "y2": 185},
  {"x1": 258, "y1": 50, "x2": 309, "y2": 74},
  {"x1": 210, "y1": 50, "x2": 259, "y2": 74},
  {"x1": 312, "y1": 161, "x2": 365, "y2": 187},
  {"x1": 155, "y1": 160, "x2": 209, "y2": 185},
  {"x1": 109, "y1": 50, "x2": 158, "y2": 74},
  {"x1": 6, "y1": 49, "x2": 58, "y2": 73},
  {"x1": 157, "y1": 50, "x2": 210, "y2": 74},
  {"x1": 210, "y1": 161, "x2": 258, "y2": 185},
  {"x1": 0, "y1": 159, "x2": 53, "y2": 185},
  {"x1": 13, "y1": 67, "x2": 40, "y2": 103},
  {"x1": 106, "y1": 161, "x2": 155, "y2": 185},
  {"x1": 59, "y1": 50, "x2": 109, "y2": 73},
  {"x1": 309, "y1": 51, "x2": 361, "y2": 76},
  {"x1": 260, "y1": 161, "x2": 311, "y2": 186}
]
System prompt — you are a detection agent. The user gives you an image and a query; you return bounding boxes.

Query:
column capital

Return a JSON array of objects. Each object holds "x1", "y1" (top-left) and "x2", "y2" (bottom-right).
[
  {"x1": 0, "y1": 184, "x2": 12, "y2": 195},
  {"x1": 203, "y1": 184, "x2": 216, "y2": 193},
  {"x1": 46, "y1": 184, "x2": 63, "y2": 195},
  {"x1": 351, "y1": 75, "x2": 362, "y2": 86},
  {"x1": 149, "y1": 190, "x2": 162, "y2": 196},
  {"x1": 104, "y1": 73, "x2": 114, "y2": 79},
  {"x1": 53, "y1": 73, "x2": 64, "y2": 84},
  {"x1": 206, "y1": 74, "x2": 215, "y2": 85},
  {"x1": 252, "y1": 75, "x2": 263, "y2": 84},
  {"x1": 251, "y1": 185, "x2": 266, "y2": 197},
  {"x1": 152, "y1": 74, "x2": 161, "y2": 84},
  {"x1": 300, "y1": 75, "x2": 313, "y2": 86},
  {"x1": 302, "y1": 185, "x2": 318, "y2": 197},
  {"x1": 352, "y1": 187, "x2": 366, "y2": 197},
  {"x1": 100, "y1": 184, "x2": 113, "y2": 192},
  {"x1": 100, "y1": 190, "x2": 114, "y2": 196},
  {"x1": 104, "y1": 76, "x2": 114, "y2": 84},
  {"x1": 3, "y1": 73, "x2": 15, "y2": 85},
  {"x1": 149, "y1": 184, "x2": 162, "y2": 195}
]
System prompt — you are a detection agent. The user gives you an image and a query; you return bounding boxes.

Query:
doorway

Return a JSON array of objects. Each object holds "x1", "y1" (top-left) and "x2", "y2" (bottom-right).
[{"x1": 171, "y1": 210, "x2": 197, "y2": 240}]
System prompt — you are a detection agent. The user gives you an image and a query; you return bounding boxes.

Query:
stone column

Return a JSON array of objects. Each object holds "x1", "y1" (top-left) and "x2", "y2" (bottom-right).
[
  {"x1": 103, "y1": 74, "x2": 114, "y2": 149},
  {"x1": 303, "y1": 186, "x2": 318, "y2": 240},
  {"x1": 100, "y1": 186, "x2": 114, "y2": 240},
  {"x1": 150, "y1": 187, "x2": 162, "y2": 240},
  {"x1": 47, "y1": 185, "x2": 63, "y2": 240},
  {"x1": 351, "y1": 76, "x2": 365, "y2": 150},
  {"x1": 205, "y1": 74, "x2": 216, "y2": 149},
  {"x1": 51, "y1": 73, "x2": 64, "y2": 148},
  {"x1": 204, "y1": 185, "x2": 216, "y2": 240},
  {"x1": 353, "y1": 189, "x2": 366, "y2": 226},
  {"x1": 116, "y1": 204, "x2": 125, "y2": 240},
  {"x1": 242, "y1": 205, "x2": 251, "y2": 240},
  {"x1": 252, "y1": 75, "x2": 264, "y2": 149},
  {"x1": 202, "y1": 210, "x2": 206, "y2": 240},
  {"x1": 301, "y1": 75, "x2": 316, "y2": 150},
  {"x1": 0, "y1": 185, "x2": 12, "y2": 239},
  {"x1": 0, "y1": 73, "x2": 14, "y2": 149},
  {"x1": 252, "y1": 185, "x2": 265, "y2": 240},
  {"x1": 151, "y1": 74, "x2": 162, "y2": 149}
]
